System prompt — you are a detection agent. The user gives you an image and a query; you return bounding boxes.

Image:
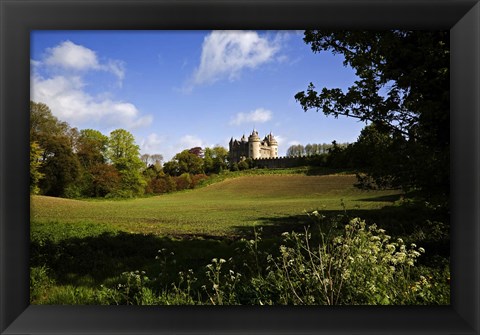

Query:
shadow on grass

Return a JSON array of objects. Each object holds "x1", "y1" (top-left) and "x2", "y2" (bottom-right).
[
  {"x1": 31, "y1": 201, "x2": 449, "y2": 289},
  {"x1": 232, "y1": 203, "x2": 450, "y2": 265},
  {"x1": 355, "y1": 194, "x2": 403, "y2": 202},
  {"x1": 31, "y1": 231, "x2": 242, "y2": 287}
]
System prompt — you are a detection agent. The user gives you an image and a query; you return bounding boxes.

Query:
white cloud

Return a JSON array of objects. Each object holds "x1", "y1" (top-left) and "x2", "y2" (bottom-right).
[
  {"x1": 31, "y1": 74, "x2": 152, "y2": 130},
  {"x1": 141, "y1": 133, "x2": 167, "y2": 154},
  {"x1": 105, "y1": 59, "x2": 126, "y2": 84},
  {"x1": 31, "y1": 41, "x2": 147, "y2": 130},
  {"x1": 42, "y1": 40, "x2": 125, "y2": 83},
  {"x1": 180, "y1": 135, "x2": 204, "y2": 149},
  {"x1": 189, "y1": 30, "x2": 280, "y2": 88},
  {"x1": 229, "y1": 108, "x2": 273, "y2": 126},
  {"x1": 44, "y1": 40, "x2": 100, "y2": 71}
]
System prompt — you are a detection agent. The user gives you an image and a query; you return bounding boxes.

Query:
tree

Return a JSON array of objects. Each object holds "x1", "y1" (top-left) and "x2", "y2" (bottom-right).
[
  {"x1": 89, "y1": 163, "x2": 121, "y2": 197},
  {"x1": 204, "y1": 146, "x2": 229, "y2": 174},
  {"x1": 141, "y1": 154, "x2": 151, "y2": 168},
  {"x1": 107, "y1": 129, "x2": 145, "y2": 196},
  {"x1": 151, "y1": 154, "x2": 164, "y2": 169},
  {"x1": 30, "y1": 101, "x2": 69, "y2": 142},
  {"x1": 286, "y1": 144, "x2": 305, "y2": 157},
  {"x1": 30, "y1": 101, "x2": 80, "y2": 197},
  {"x1": 164, "y1": 150, "x2": 204, "y2": 176},
  {"x1": 77, "y1": 129, "x2": 108, "y2": 168},
  {"x1": 30, "y1": 141, "x2": 44, "y2": 194},
  {"x1": 295, "y1": 31, "x2": 449, "y2": 199},
  {"x1": 107, "y1": 129, "x2": 143, "y2": 167},
  {"x1": 349, "y1": 124, "x2": 399, "y2": 189},
  {"x1": 38, "y1": 136, "x2": 81, "y2": 197}
]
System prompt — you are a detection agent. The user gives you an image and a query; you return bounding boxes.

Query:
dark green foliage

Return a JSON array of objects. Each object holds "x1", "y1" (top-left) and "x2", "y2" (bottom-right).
[
  {"x1": 164, "y1": 150, "x2": 204, "y2": 176},
  {"x1": 30, "y1": 101, "x2": 69, "y2": 141},
  {"x1": 295, "y1": 31, "x2": 449, "y2": 201},
  {"x1": 77, "y1": 129, "x2": 109, "y2": 168},
  {"x1": 31, "y1": 208, "x2": 449, "y2": 305},
  {"x1": 30, "y1": 101, "x2": 81, "y2": 197},
  {"x1": 38, "y1": 136, "x2": 81, "y2": 197},
  {"x1": 237, "y1": 160, "x2": 250, "y2": 171},
  {"x1": 203, "y1": 146, "x2": 229, "y2": 174}
]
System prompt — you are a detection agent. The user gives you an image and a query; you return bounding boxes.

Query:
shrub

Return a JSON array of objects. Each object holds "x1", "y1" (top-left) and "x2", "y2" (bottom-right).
[
  {"x1": 147, "y1": 174, "x2": 177, "y2": 194},
  {"x1": 190, "y1": 174, "x2": 208, "y2": 188},
  {"x1": 30, "y1": 266, "x2": 55, "y2": 303},
  {"x1": 174, "y1": 173, "x2": 193, "y2": 191},
  {"x1": 237, "y1": 160, "x2": 250, "y2": 171},
  {"x1": 245, "y1": 214, "x2": 440, "y2": 305},
  {"x1": 203, "y1": 258, "x2": 242, "y2": 305}
]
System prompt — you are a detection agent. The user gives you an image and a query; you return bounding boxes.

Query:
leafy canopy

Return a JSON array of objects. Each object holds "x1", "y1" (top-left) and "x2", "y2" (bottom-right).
[{"x1": 295, "y1": 30, "x2": 449, "y2": 199}]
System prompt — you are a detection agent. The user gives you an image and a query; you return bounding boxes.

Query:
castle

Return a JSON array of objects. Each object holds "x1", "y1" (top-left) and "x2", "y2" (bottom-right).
[{"x1": 229, "y1": 130, "x2": 278, "y2": 163}]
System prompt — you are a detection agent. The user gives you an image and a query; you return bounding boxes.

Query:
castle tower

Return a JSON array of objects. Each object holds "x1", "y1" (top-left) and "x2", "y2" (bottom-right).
[
  {"x1": 268, "y1": 132, "x2": 278, "y2": 158},
  {"x1": 248, "y1": 129, "x2": 261, "y2": 159}
]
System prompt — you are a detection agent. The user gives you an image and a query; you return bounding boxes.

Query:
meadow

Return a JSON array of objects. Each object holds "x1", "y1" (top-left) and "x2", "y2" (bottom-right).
[{"x1": 30, "y1": 170, "x2": 450, "y2": 305}]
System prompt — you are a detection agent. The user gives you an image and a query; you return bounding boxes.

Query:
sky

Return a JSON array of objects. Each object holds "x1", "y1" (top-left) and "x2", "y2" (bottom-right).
[{"x1": 30, "y1": 30, "x2": 366, "y2": 161}]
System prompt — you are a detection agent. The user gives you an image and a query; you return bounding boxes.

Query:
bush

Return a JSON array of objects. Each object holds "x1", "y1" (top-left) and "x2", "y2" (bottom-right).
[
  {"x1": 147, "y1": 174, "x2": 177, "y2": 194},
  {"x1": 244, "y1": 214, "x2": 446, "y2": 305},
  {"x1": 30, "y1": 266, "x2": 55, "y2": 303},
  {"x1": 190, "y1": 174, "x2": 208, "y2": 188},
  {"x1": 237, "y1": 160, "x2": 250, "y2": 171},
  {"x1": 174, "y1": 173, "x2": 193, "y2": 190}
]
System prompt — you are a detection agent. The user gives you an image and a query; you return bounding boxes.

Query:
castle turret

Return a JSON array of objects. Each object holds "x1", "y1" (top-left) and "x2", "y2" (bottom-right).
[
  {"x1": 268, "y1": 132, "x2": 278, "y2": 158},
  {"x1": 248, "y1": 129, "x2": 261, "y2": 159}
]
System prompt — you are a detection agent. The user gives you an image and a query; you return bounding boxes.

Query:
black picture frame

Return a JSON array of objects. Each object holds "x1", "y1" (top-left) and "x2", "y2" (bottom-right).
[{"x1": 1, "y1": 0, "x2": 479, "y2": 334}]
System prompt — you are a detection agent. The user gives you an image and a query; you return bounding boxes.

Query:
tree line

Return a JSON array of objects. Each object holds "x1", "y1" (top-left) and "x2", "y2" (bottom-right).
[
  {"x1": 30, "y1": 101, "x2": 230, "y2": 198},
  {"x1": 286, "y1": 142, "x2": 349, "y2": 157}
]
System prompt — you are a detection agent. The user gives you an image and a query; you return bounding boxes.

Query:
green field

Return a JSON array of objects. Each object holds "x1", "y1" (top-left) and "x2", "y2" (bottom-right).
[
  {"x1": 32, "y1": 174, "x2": 401, "y2": 237},
  {"x1": 30, "y1": 172, "x2": 449, "y2": 305}
]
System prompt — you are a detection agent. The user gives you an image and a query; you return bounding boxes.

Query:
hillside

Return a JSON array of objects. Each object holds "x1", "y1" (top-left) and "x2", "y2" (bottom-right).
[{"x1": 31, "y1": 174, "x2": 401, "y2": 237}]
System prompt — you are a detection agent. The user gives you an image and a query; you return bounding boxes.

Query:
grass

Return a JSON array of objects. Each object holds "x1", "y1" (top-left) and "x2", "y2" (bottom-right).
[
  {"x1": 31, "y1": 173, "x2": 401, "y2": 237},
  {"x1": 30, "y1": 171, "x2": 449, "y2": 304}
]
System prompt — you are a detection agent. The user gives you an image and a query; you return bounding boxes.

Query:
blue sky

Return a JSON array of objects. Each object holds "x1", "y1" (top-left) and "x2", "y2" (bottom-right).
[{"x1": 31, "y1": 30, "x2": 365, "y2": 161}]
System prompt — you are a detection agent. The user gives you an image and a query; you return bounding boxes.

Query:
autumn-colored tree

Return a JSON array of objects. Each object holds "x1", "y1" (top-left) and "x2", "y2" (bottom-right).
[
  {"x1": 89, "y1": 163, "x2": 121, "y2": 197},
  {"x1": 77, "y1": 129, "x2": 109, "y2": 168}
]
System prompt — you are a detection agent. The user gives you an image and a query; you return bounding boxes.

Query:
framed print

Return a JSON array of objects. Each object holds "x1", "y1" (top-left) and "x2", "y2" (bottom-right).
[{"x1": 1, "y1": 0, "x2": 479, "y2": 334}]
